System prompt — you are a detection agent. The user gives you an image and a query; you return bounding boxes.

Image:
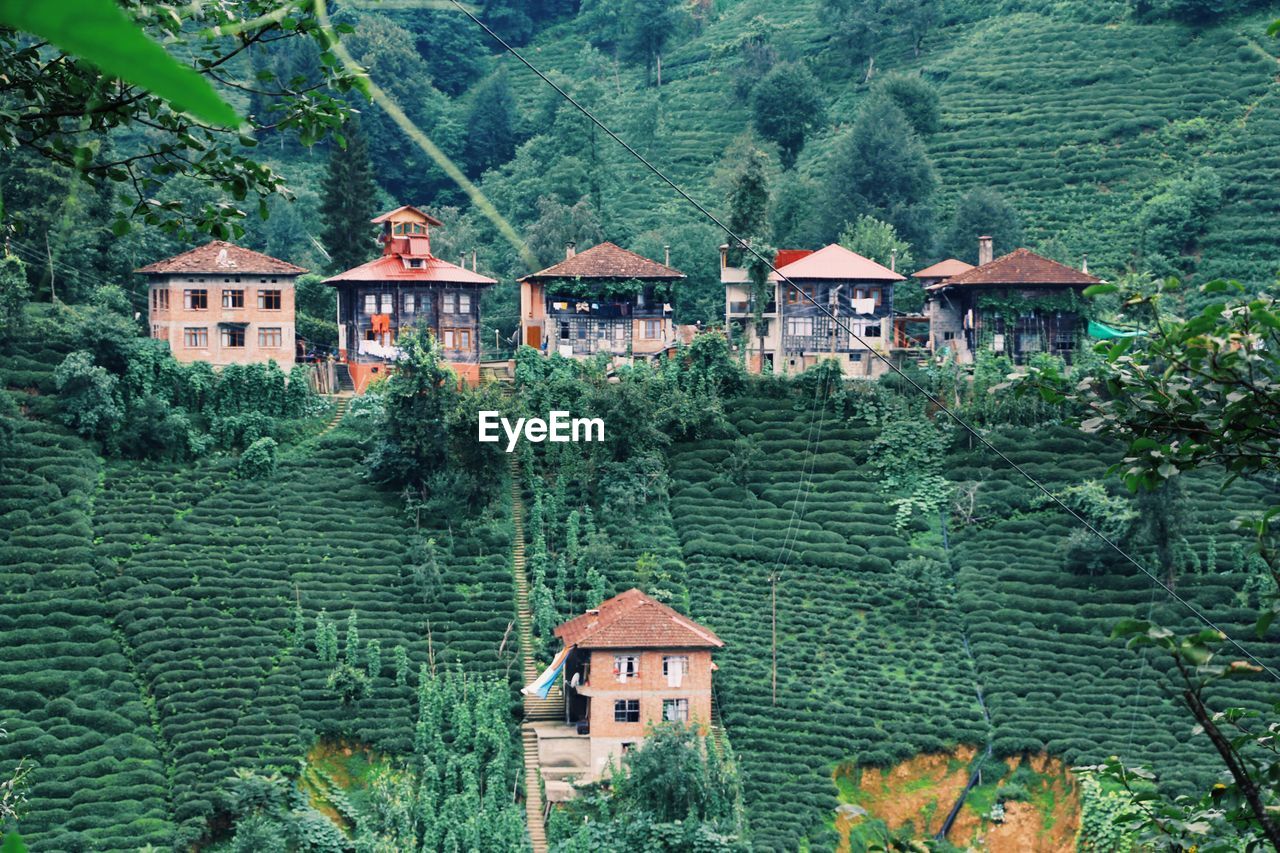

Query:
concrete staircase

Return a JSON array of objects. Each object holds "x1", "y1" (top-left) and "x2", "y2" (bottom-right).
[
  {"x1": 511, "y1": 454, "x2": 557, "y2": 853},
  {"x1": 321, "y1": 394, "x2": 352, "y2": 434}
]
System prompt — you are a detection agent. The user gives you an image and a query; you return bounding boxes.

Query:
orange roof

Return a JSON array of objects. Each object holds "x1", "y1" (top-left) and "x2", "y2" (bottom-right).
[
  {"x1": 911, "y1": 258, "x2": 975, "y2": 280},
  {"x1": 771, "y1": 243, "x2": 904, "y2": 282},
  {"x1": 371, "y1": 205, "x2": 443, "y2": 226},
  {"x1": 136, "y1": 241, "x2": 306, "y2": 275},
  {"x1": 930, "y1": 248, "x2": 1098, "y2": 290},
  {"x1": 554, "y1": 588, "x2": 723, "y2": 650},
  {"x1": 520, "y1": 242, "x2": 685, "y2": 282},
  {"x1": 324, "y1": 253, "x2": 495, "y2": 285}
]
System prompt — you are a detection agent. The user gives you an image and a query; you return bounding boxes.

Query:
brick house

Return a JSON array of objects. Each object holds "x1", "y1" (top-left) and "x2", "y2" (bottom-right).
[
  {"x1": 138, "y1": 242, "x2": 305, "y2": 367},
  {"x1": 519, "y1": 242, "x2": 685, "y2": 361},
  {"x1": 525, "y1": 589, "x2": 723, "y2": 799},
  {"x1": 326, "y1": 205, "x2": 496, "y2": 391}
]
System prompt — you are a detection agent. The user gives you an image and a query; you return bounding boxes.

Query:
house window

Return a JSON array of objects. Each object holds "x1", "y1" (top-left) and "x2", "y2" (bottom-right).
[
  {"x1": 151, "y1": 324, "x2": 163, "y2": 339},
  {"x1": 785, "y1": 285, "x2": 813, "y2": 305},
  {"x1": 221, "y1": 326, "x2": 245, "y2": 348},
  {"x1": 458, "y1": 293, "x2": 472, "y2": 313},
  {"x1": 408, "y1": 258, "x2": 423, "y2": 268},
  {"x1": 942, "y1": 330, "x2": 957, "y2": 341},
  {"x1": 848, "y1": 352, "x2": 862, "y2": 362},
  {"x1": 643, "y1": 319, "x2": 661, "y2": 339},
  {"x1": 863, "y1": 324, "x2": 881, "y2": 338},
  {"x1": 151, "y1": 288, "x2": 169, "y2": 310},
  {"x1": 222, "y1": 289, "x2": 244, "y2": 309},
  {"x1": 662, "y1": 698, "x2": 689, "y2": 723},
  {"x1": 258, "y1": 327, "x2": 282, "y2": 348},
  {"x1": 613, "y1": 655, "x2": 640, "y2": 682},
  {"x1": 183, "y1": 327, "x2": 208, "y2": 348},
  {"x1": 184, "y1": 289, "x2": 208, "y2": 310},
  {"x1": 258, "y1": 289, "x2": 282, "y2": 310},
  {"x1": 786, "y1": 317, "x2": 814, "y2": 337},
  {"x1": 364, "y1": 294, "x2": 377, "y2": 313},
  {"x1": 560, "y1": 322, "x2": 570, "y2": 339},
  {"x1": 380, "y1": 293, "x2": 392, "y2": 313},
  {"x1": 442, "y1": 328, "x2": 456, "y2": 349},
  {"x1": 403, "y1": 293, "x2": 416, "y2": 313},
  {"x1": 457, "y1": 329, "x2": 471, "y2": 349},
  {"x1": 872, "y1": 287, "x2": 882, "y2": 307},
  {"x1": 614, "y1": 699, "x2": 641, "y2": 723},
  {"x1": 662, "y1": 655, "x2": 689, "y2": 687}
]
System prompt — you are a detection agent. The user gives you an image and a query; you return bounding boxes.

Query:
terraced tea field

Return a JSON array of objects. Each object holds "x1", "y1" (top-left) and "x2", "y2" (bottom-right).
[
  {"x1": 94, "y1": 421, "x2": 519, "y2": 843},
  {"x1": 946, "y1": 425, "x2": 1280, "y2": 794},
  {"x1": 669, "y1": 390, "x2": 987, "y2": 851}
]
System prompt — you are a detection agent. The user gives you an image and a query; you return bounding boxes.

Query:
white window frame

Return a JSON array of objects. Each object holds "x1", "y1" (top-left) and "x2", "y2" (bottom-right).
[
  {"x1": 613, "y1": 654, "x2": 640, "y2": 683},
  {"x1": 662, "y1": 698, "x2": 689, "y2": 722}
]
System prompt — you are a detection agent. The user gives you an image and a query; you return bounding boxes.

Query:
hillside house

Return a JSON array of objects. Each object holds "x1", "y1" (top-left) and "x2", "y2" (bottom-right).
[
  {"x1": 138, "y1": 242, "x2": 305, "y2": 367},
  {"x1": 722, "y1": 243, "x2": 905, "y2": 377},
  {"x1": 922, "y1": 237, "x2": 1099, "y2": 364},
  {"x1": 326, "y1": 205, "x2": 495, "y2": 391},
  {"x1": 524, "y1": 589, "x2": 723, "y2": 800},
  {"x1": 519, "y1": 242, "x2": 685, "y2": 362}
]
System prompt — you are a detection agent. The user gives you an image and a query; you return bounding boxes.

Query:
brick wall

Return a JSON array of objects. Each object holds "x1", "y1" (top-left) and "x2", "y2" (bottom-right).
[{"x1": 148, "y1": 273, "x2": 297, "y2": 367}]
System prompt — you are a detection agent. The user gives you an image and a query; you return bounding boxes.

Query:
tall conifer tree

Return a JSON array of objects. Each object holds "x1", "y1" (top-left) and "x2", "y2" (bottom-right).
[{"x1": 320, "y1": 122, "x2": 378, "y2": 273}]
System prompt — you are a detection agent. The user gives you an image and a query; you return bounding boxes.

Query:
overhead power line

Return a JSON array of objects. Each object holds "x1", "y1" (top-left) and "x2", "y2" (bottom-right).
[{"x1": 450, "y1": 0, "x2": 1280, "y2": 682}]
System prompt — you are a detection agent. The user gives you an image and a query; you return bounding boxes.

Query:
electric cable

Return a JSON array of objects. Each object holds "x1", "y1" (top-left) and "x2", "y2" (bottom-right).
[{"x1": 451, "y1": 0, "x2": 1280, "y2": 682}]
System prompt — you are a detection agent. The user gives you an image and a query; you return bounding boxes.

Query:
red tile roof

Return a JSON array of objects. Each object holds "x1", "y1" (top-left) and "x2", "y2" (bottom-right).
[
  {"x1": 324, "y1": 253, "x2": 496, "y2": 285},
  {"x1": 520, "y1": 242, "x2": 685, "y2": 282},
  {"x1": 932, "y1": 248, "x2": 1098, "y2": 289},
  {"x1": 911, "y1": 258, "x2": 975, "y2": 280},
  {"x1": 773, "y1": 249, "x2": 814, "y2": 268},
  {"x1": 771, "y1": 243, "x2": 905, "y2": 282},
  {"x1": 136, "y1": 241, "x2": 306, "y2": 275},
  {"x1": 555, "y1": 588, "x2": 723, "y2": 650}
]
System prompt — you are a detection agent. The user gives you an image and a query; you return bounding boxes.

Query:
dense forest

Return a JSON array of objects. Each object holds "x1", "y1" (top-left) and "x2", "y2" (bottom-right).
[
  {"x1": 3, "y1": 0, "x2": 1280, "y2": 850},
  {"x1": 4, "y1": 0, "x2": 1280, "y2": 341}
]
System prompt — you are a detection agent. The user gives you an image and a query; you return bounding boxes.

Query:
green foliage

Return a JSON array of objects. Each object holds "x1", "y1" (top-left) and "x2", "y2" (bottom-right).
[
  {"x1": 824, "y1": 98, "x2": 935, "y2": 248},
  {"x1": 868, "y1": 418, "x2": 951, "y2": 530},
  {"x1": 0, "y1": 0, "x2": 237, "y2": 127},
  {"x1": 53, "y1": 349, "x2": 121, "y2": 441},
  {"x1": 345, "y1": 610, "x2": 361, "y2": 670},
  {"x1": 550, "y1": 724, "x2": 747, "y2": 850},
  {"x1": 871, "y1": 74, "x2": 941, "y2": 136},
  {"x1": 1136, "y1": 168, "x2": 1223, "y2": 276},
  {"x1": 222, "y1": 770, "x2": 348, "y2": 853},
  {"x1": 0, "y1": 255, "x2": 28, "y2": 342},
  {"x1": 237, "y1": 437, "x2": 279, "y2": 480},
  {"x1": 751, "y1": 63, "x2": 826, "y2": 169},
  {"x1": 465, "y1": 68, "x2": 520, "y2": 177},
  {"x1": 0, "y1": 0, "x2": 357, "y2": 237},
  {"x1": 939, "y1": 189, "x2": 1024, "y2": 264},
  {"x1": 725, "y1": 143, "x2": 771, "y2": 266},
  {"x1": 320, "y1": 123, "x2": 379, "y2": 274}
]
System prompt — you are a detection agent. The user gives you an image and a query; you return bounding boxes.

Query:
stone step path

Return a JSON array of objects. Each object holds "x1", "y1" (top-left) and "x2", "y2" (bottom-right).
[
  {"x1": 510, "y1": 454, "x2": 549, "y2": 853},
  {"x1": 320, "y1": 394, "x2": 351, "y2": 434}
]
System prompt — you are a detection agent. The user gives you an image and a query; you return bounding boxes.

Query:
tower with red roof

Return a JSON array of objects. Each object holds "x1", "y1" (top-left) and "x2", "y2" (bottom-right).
[{"x1": 325, "y1": 205, "x2": 496, "y2": 390}]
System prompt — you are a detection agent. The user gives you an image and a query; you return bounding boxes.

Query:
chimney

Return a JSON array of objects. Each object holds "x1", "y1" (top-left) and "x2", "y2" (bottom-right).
[
  {"x1": 664, "y1": 244, "x2": 671, "y2": 267},
  {"x1": 471, "y1": 249, "x2": 477, "y2": 271},
  {"x1": 565, "y1": 241, "x2": 576, "y2": 260},
  {"x1": 978, "y1": 235, "x2": 993, "y2": 266},
  {"x1": 1081, "y1": 253, "x2": 1089, "y2": 274}
]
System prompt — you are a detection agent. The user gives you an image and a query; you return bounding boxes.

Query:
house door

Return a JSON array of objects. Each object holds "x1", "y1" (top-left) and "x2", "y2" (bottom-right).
[{"x1": 526, "y1": 325, "x2": 541, "y2": 349}]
